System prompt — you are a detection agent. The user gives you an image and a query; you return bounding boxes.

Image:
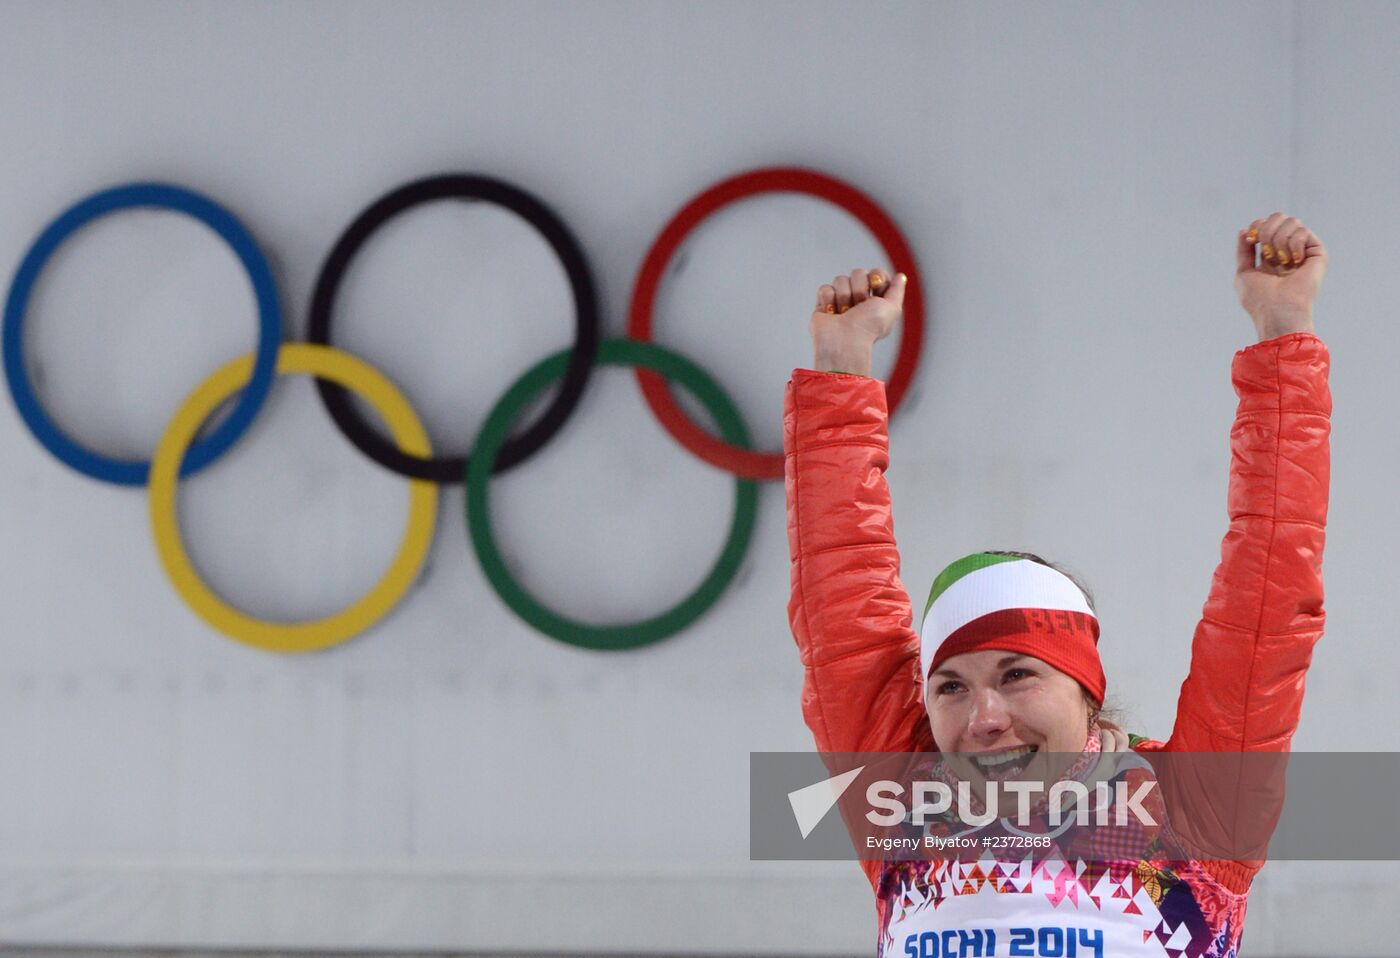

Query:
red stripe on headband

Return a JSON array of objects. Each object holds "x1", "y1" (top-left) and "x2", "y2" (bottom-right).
[{"x1": 928, "y1": 608, "x2": 1106, "y2": 705}]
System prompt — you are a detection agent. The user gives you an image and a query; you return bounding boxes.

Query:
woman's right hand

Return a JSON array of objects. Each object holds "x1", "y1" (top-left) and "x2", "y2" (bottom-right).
[{"x1": 809, "y1": 268, "x2": 906, "y2": 376}]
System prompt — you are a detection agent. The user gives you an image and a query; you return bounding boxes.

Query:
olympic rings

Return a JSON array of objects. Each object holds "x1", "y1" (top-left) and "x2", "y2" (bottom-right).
[
  {"x1": 149, "y1": 343, "x2": 437, "y2": 653},
  {"x1": 466, "y1": 338, "x2": 757, "y2": 650},
  {"x1": 627, "y1": 167, "x2": 924, "y2": 480},
  {"x1": 307, "y1": 174, "x2": 600, "y2": 483},
  {"x1": 7, "y1": 167, "x2": 923, "y2": 650},
  {"x1": 3, "y1": 182, "x2": 282, "y2": 485}
]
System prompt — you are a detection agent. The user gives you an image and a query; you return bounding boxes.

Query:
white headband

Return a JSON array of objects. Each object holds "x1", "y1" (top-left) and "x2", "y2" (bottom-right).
[{"x1": 920, "y1": 558, "x2": 1097, "y2": 684}]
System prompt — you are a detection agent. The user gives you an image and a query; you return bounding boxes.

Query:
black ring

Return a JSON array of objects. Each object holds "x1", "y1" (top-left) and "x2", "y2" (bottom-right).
[{"x1": 306, "y1": 173, "x2": 600, "y2": 482}]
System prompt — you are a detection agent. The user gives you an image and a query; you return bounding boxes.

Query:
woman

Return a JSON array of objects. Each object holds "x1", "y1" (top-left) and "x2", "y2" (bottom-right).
[{"x1": 783, "y1": 213, "x2": 1330, "y2": 957}]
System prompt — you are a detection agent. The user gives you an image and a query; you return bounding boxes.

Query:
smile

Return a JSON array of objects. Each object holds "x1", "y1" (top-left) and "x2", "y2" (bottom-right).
[{"x1": 973, "y1": 745, "x2": 1038, "y2": 771}]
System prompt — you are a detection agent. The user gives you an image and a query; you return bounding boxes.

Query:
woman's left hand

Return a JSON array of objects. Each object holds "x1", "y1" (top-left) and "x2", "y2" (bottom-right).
[{"x1": 1235, "y1": 213, "x2": 1328, "y2": 341}]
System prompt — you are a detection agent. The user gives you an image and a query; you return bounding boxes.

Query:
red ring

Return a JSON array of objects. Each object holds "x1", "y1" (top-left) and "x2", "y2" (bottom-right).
[{"x1": 627, "y1": 166, "x2": 925, "y2": 480}]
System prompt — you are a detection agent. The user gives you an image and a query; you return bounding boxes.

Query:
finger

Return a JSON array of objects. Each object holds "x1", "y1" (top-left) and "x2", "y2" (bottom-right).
[
  {"x1": 1269, "y1": 217, "x2": 1302, "y2": 268},
  {"x1": 1236, "y1": 228, "x2": 1258, "y2": 276},
  {"x1": 1242, "y1": 219, "x2": 1265, "y2": 271},
  {"x1": 850, "y1": 268, "x2": 870, "y2": 304},
  {"x1": 1259, "y1": 212, "x2": 1289, "y2": 270},
  {"x1": 1276, "y1": 223, "x2": 1308, "y2": 269},
  {"x1": 816, "y1": 284, "x2": 836, "y2": 313},
  {"x1": 834, "y1": 275, "x2": 852, "y2": 313},
  {"x1": 869, "y1": 268, "x2": 888, "y2": 296},
  {"x1": 1304, "y1": 230, "x2": 1328, "y2": 266},
  {"x1": 886, "y1": 271, "x2": 908, "y2": 310}
]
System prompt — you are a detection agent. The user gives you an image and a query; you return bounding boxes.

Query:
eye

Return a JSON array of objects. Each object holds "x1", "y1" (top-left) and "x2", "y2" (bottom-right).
[
  {"x1": 1003, "y1": 668, "x2": 1032, "y2": 683},
  {"x1": 936, "y1": 680, "x2": 964, "y2": 695}
]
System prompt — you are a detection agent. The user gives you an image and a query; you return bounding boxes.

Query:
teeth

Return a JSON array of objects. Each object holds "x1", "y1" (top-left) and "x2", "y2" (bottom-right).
[{"x1": 975, "y1": 746, "x2": 1036, "y2": 768}]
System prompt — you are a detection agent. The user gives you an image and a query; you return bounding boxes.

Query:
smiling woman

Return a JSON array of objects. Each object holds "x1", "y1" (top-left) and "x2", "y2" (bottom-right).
[
  {"x1": 785, "y1": 217, "x2": 1332, "y2": 958},
  {"x1": 940, "y1": 551, "x2": 1126, "y2": 733},
  {"x1": 918, "y1": 550, "x2": 1116, "y2": 777}
]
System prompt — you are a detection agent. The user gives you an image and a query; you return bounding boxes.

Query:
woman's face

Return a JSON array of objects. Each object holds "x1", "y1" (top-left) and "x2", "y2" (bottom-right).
[{"x1": 924, "y1": 650, "x2": 1092, "y2": 766}]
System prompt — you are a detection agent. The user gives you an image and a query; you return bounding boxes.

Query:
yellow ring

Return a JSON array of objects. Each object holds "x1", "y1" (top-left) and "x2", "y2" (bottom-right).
[{"x1": 149, "y1": 343, "x2": 438, "y2": 653}]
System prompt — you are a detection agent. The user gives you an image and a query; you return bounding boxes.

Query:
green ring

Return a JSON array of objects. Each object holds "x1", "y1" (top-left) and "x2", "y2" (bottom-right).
[{"x1": 466, "y1": 338, "x2": 758, "y2": 650}]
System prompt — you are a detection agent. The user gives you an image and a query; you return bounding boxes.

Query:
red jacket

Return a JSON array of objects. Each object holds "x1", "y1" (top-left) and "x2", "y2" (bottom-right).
[{"x1": 783, "y1": 332, "x2": 1330, "y2": 897}]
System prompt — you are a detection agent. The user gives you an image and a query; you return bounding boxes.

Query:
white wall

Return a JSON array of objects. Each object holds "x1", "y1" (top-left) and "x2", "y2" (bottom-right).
[{"x1": 0, "y1": 0, "x2": 1396, "y2": 953}]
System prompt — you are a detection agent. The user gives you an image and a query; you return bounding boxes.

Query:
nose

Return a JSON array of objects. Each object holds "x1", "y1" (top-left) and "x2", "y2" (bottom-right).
[{"x1": 967, "y1": 688, "x2": 1011, "y2": 742}]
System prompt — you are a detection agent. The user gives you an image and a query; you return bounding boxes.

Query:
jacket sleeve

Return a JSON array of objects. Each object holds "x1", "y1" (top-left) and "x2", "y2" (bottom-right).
[
  {"x1": 1160, "y1": 331, "x2": 1331, "y2": 892},
  {"x1": 783, "y1": 368, "x2": 936, "y2": 758}
]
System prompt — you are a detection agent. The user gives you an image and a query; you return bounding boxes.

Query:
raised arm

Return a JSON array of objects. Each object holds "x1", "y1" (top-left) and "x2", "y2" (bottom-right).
[
  {"x1": 1165, "y1": 331, "x2": 1330, "y2": 753},
  {"x1": 1158, "y1": 214, "x2": 1331, "y2": 892},
  {"x1": 784, "y1": 269, "x2": 934, "y2": 756}
]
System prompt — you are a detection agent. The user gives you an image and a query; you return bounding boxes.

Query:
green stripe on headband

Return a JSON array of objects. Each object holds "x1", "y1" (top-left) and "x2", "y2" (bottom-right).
[{"x1": 922, "y1": 552, "x2": 1026, "y2": 623}]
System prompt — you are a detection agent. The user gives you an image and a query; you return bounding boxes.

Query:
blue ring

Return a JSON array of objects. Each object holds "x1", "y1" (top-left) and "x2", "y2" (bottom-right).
[{"x1": 2, "y1": 182, "x2": 282, "y2": 485}]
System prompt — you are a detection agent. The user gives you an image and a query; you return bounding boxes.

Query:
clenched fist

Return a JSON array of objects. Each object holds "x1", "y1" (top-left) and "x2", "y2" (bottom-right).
[
  {"x1": 809, "y1": 267, "x2": 907, "y2": 376},
  {"x1": 1236, "y1": 213, "x2": 1328, "y2": 341}
]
